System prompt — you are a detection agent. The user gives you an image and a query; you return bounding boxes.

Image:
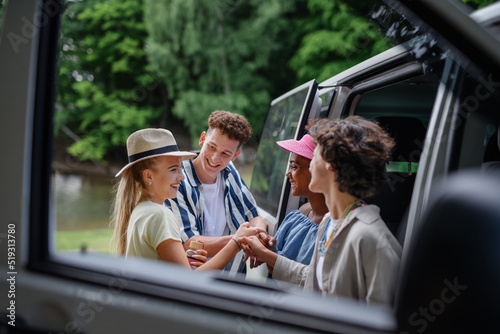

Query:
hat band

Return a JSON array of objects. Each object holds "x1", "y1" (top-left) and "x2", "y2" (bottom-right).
[{"x1": 128, "y1": 144, "x2": 179, "y2": 163}]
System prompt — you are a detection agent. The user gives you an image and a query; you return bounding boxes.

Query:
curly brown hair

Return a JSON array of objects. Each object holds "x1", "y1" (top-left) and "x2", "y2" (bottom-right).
[
  {"x1": 309, "y1": 116, "x2": 395, "y2": 198},
  {"x1": 207, "y1": 110, "x2": 253, "y2": 145}
]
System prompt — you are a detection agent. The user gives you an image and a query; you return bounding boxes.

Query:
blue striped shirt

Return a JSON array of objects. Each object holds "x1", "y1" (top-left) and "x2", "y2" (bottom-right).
[{"x1": 165, "y1": 159, "x2": 259, "y2": 243}]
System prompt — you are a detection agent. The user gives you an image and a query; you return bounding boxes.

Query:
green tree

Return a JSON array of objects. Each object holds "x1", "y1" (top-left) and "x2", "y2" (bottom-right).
[
  {"x1": 463, "y1": 0, "x2": 497, "y2": 8},
  {"x1": 290, "y1": 0, "x2": 392, "y2": 83},
  {"x1": 0, "y1": 0, "x2": 7, "y2": 27},
  {"x1": 145, "y1": 0, "x2": 307, "y2": 144},
  {"x1": 56, "y1": 0, "x2": 163, "y2": 163}
]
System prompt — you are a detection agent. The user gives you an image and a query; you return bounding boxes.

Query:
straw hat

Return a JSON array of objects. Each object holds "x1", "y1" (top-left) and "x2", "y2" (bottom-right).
[
  {"x1": 115, "y1": 128, "x2": 196, "y2": 177},
  {"x1": 276, "y1": 134, "x2": 316, "y2": 160}
]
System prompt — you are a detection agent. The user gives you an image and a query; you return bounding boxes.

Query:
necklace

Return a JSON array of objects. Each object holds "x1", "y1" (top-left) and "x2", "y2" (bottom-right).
[{"x1": 318, "y1": 200, "x2": 365, "y2": 256}]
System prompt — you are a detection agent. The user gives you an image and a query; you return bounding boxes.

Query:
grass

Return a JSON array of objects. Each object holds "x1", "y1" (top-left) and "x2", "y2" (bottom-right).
[{"x1": 57, "y1": 228, "x2": 114, "y2": 254}]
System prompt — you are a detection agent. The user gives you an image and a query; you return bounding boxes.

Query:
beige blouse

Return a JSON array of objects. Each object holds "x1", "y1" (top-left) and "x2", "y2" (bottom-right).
[{"x1": 273, "y1": 205, "x2": 402, "y2": 305}]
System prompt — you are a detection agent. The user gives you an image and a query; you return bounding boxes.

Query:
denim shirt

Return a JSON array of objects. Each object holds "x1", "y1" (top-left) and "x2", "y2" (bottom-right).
[{"x1": 274, "y1": 210, "x2": 319, "y2": 265}]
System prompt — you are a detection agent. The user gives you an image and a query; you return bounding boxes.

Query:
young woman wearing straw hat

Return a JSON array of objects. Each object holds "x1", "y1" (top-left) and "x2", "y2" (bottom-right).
[
  {"x1": 240, "y1": 117, "x2": 402, "y2": 304},
  {"x1": 112, "y1": 128, "x2": 259, "y2": 270}
]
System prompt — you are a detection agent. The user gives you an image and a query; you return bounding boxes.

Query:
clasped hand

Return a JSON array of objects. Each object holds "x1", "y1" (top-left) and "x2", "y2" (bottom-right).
[{"x1": 237, "y1": 226, "x2": 276, "y2": 269}]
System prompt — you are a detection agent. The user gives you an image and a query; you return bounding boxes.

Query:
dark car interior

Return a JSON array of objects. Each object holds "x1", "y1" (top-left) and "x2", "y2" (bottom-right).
[
  {"x1": 348, "y1": 78, "x2": 439, "y2": 245},
  {"x1": 396, "y1": 170, "x2": 500, "y2": 333}
]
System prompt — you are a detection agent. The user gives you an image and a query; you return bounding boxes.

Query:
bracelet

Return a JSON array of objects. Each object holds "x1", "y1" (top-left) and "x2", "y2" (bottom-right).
[{"x1": 232, "y1": 238, "x2": 241, "y2": 250}]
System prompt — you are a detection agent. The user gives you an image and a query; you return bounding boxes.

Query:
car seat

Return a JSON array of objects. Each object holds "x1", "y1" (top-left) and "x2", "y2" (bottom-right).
[
  {"x1": 482, "y1": 124, "x2": 500, "y2": 174},
  {"x1": 395, "y1": 170, "x2": 500, "y2": 333},
  {"x1": 363, "y1": 117, "x2": 426, "y2": 244}
]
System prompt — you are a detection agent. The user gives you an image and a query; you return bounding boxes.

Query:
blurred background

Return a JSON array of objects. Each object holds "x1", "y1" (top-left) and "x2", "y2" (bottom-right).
[{"x1": 0, "y1": 0, "x2": 491, "y2": 253}]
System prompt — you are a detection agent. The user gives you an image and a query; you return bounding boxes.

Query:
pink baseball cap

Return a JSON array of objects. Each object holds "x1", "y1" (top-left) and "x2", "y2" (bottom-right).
[{"x1": 276, "y1": 134, "x2": 316, "y2": 160}]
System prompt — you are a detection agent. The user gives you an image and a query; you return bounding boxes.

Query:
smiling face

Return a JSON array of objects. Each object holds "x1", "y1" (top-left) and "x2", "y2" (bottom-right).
[
  {"x1": 193, "y1": 128, "x2": 241, "y2": 184},
  {"x1": 309, "y1": 145, "x2": 332, "y2": 195},
  {"x1": 144, "y1": 156, "x2": 185, "y2": 204},
  {"x1": 286, "y1": 153, "x2": 312, "y2": 197}
]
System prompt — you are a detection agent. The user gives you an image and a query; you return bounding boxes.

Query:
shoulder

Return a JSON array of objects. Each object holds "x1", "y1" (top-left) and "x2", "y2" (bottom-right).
[
  {"x1": 348, "y1": 205, "x2": 402, "y2": 251},
  {"x1": 134, "y1": 201, "x2": 158, "y2": 213},
  {"x1": 225, "y1": 161, "x2": 242, "y2": 178},
  {"x1": 224, "y1": 161, "x2": 248, "y2": 189},
  {"x1": 181, "y1": 159, "x2": 199, "y2": 186},
  {"x1": 278, "y1": 210, "x2": 305, "y2": 229},
  {"x1": 282, "y1": 210, "x2": 314, "y2": 226},
  {"x1": 298, "y1": 202, "x2": 312, "y2": 216},
  {"x1": 135, "y1": 201, "x2": 173, "y2": 218},
  {"x1": 351, "y1": 204, "x2": 382, "y2": 225},
  {"x1": 347, "y1": 205, "x2": 386, "y2": 235},
  {"x1": 278, "y1": 210, "x2": 318, "y2": 235}
]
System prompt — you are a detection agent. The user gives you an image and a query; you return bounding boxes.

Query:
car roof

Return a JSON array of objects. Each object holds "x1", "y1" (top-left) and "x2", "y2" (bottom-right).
[{"x1": 319, "y1": 1, "x2": 500, "y2": 89}]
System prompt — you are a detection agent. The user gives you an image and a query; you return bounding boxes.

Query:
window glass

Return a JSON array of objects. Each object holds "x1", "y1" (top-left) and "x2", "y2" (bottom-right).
[
  {"x1": 40, "y1": 0, "x2": 500, "y2": 321},
  {"x1": 448, "y1": 72, "x2": 500, "y2": 171},
  {"x1": 53, "y1": 0, "x2": 158, "y2": 254},
  {"x1": 0, "y1": 0, "x2": 8, "y2": 33},
  {"x1": 356, "y1": 78, "x2": 439, "y2": 126},
  {"x1": 353, "y1": 76, "x2": 439, "y2": 236},
  {"x1": 250, "y1": 81, "x2": 317, "y2": 220}
]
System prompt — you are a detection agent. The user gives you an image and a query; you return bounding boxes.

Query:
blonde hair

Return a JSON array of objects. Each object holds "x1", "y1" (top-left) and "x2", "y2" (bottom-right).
[{"x1": 111, "y1": 158, "x2": 159, "y2": 254}]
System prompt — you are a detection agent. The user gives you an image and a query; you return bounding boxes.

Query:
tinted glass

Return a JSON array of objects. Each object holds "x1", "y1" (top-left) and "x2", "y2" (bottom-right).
[
  {"x1": 0, "y1": 1, "x2": 7, "y2": 33},
  {"x1": 250, "y1": 81, "x2": 317, "y2": 218}
]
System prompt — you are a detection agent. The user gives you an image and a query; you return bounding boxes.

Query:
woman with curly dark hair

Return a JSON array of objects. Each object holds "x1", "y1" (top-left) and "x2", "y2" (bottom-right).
[{"x1": 240, "y1": 116, "x2": 402, "y2": 305}]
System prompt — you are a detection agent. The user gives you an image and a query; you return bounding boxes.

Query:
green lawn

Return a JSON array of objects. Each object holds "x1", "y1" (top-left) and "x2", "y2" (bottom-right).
[{"x1": 57, "y1": 228, "x2": 114, "y2": 254}]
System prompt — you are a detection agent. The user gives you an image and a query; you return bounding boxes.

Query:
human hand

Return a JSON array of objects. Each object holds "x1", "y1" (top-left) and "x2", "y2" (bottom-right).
[
  {"x1": 255, "y1": 228, "x2": 276, "y2": 250},
  {"x1": 239, "y1": 235, "x2": 268, "y2": 258},
  {"x1": 241, "y1": 237, "x2": 263, "y2": 269},
  {"x1": 241, "y1": 242, "x2": 264, "y2": 269},
  {"x1": 240, "y1": 235, "x2": 278, "y2": 271},
  {"x1": 234, "y1": 222, "x2": 259, "y2": 238},
  {"x1": 187, "y1": 249, "x2": 208, "y2": 268}
]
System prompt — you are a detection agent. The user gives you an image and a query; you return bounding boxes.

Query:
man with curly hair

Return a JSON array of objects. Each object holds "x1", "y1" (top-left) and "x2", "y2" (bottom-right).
[
  {"x1": 166, "y1": 110, "x2": 268, "y2": 274},
  {"x1": 240, "y1": 116, "x2": 402, "y2": 304}
]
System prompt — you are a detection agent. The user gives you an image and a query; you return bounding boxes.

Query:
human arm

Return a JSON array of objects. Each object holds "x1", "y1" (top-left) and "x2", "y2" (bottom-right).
[
  {"x1": 185, "y1": 221, "x2": 271, "y2": 258},
  {"x1": 182, "y1": 234, "x2": 233, "y2": 257},
  {"x1": 196, "y1": 223, "x2": 258, "y2": 271},
  {"x1": 241, "y1": 228, "x2": 276, "y2": 268},
  {"x1": 240, "y1": 224, "x2": 311, "y2": 286},
  {"x1": 239, "y1": 235, "x2": 279, "y2": 273},
  {"x1": 363, "y1": 233, "x2": 402, "y2": 305},
  {"x1": 167, "y1": 187, "x2": 236, "y2": 257},
  {"x1": 156, "y1": 224, "x2": 255, "y2": 271},
  {"x1": 249, "y1": 216, "x2": 268, "y2": 231},
  {"x1": 156, "y1": 239, "x2": 191, "y2": 267}
]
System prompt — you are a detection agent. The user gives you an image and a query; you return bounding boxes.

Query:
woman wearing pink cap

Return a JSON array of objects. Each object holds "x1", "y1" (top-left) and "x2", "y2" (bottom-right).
[
  {"x1": 240, "y1": 117, "x2": 401, "y2": 305},
  {"x1": 271, "y1": 133, "x2": 328, "y2": 265}
]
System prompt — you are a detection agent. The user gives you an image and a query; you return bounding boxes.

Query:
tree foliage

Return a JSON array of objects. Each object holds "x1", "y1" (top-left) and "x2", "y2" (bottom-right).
[
  {"x1": 290, "y1": 0, "x2": 392, "y2": 83},
  {"x1": 144, "y1": 0, "x2": 307, "y2": 145},
  {"x1": 53, "y1": 0, "x2": 497, "y2": 163},
  {"x1": 462, "y1": 0, "x2": 497, "y2": 8},
  {"x1": 0, "y1": 0, "x2": 7, "y2": 28},
  {"x1": 56, "y1": 0, "x2": 163, "y2": 162}
]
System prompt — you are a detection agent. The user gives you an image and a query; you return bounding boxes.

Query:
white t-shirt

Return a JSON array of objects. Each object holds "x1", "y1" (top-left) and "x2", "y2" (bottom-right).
[
  {"x1": 126, "y1": 201, "x2": 182, "y2": 260},
  {"x1": 201, "y1": 174, "x2": 228, "y2": 237},
  {"x1": 316, "y1": 218, "x2": 339, "y2": 290}
]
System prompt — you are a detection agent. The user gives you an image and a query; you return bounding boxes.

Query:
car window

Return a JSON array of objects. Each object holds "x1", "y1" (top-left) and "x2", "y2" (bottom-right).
[
  {"x1": 47, "y1": 0, "x2": 498, "y2": 280},
  {"x1": 8, "y1": 0, "x2": 500, "y2": 332},
  {"x1": 446, "y1": 70, "x2": 500, "y2": 172},
  {"x1": 250, "y1": 80, "x2": 318, "y2": 229},
  {"x1": 0, "y1": 1, "x2": 8, "y2": 49}
]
